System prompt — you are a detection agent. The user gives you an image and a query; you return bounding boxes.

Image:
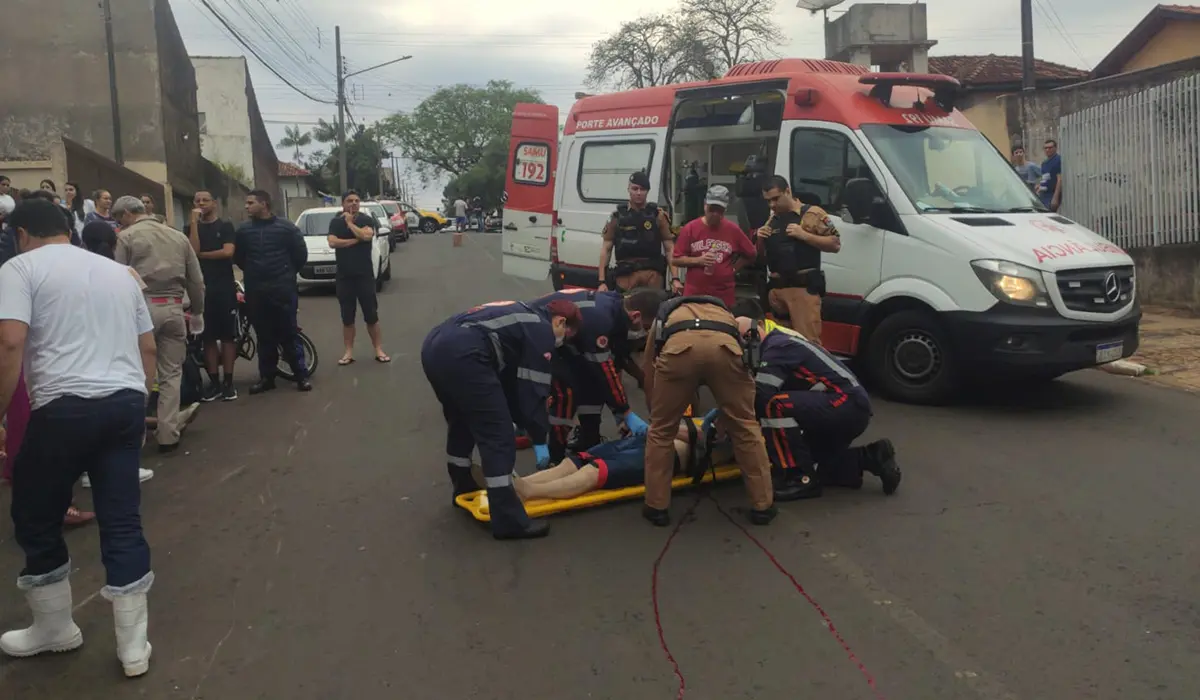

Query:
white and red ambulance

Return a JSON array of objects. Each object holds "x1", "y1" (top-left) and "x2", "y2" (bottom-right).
[{"x1": 501, "y1": 59, "x2": 1140, "y2": 404}]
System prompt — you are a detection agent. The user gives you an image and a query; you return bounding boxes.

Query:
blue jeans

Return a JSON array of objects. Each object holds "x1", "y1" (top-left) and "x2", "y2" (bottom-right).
[{"x1": 10, "y1": 390, "x2": 152, "y2": 592}]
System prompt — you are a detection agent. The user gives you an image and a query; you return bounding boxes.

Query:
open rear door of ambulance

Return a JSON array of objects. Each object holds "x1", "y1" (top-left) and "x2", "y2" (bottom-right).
[{"x1": 502, "y1": 103, "x2": 559, "y2": 281}]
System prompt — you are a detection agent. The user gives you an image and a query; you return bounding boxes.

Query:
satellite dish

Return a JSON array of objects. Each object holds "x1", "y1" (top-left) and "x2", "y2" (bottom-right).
[{"x1": 795, "y1": 0, "x2": 846, "y2": 13}]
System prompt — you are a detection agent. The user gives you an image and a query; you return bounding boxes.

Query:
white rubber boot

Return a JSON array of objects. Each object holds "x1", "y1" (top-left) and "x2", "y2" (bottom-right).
[
  {"x1": 112, "y1": 593, "x2": 152, "y2": 677},
  {"x1": 0, "y1": 578, "x2": 84, "y2": 657}
]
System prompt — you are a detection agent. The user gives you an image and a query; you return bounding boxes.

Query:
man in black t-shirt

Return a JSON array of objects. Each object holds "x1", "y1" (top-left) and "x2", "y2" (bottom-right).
[
  {"x1": 188, "y1": 190, "x2": 240, "y2": 401},
  {"x1": 328, "y1": 190, "x2": 390, "y2": 365}
]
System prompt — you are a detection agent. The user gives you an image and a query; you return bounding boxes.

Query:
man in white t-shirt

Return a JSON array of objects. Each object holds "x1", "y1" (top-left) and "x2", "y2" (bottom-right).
[
  {"x1": 453, "y1": 197, "x2": 468, "y2": 232},
  {"x1": 0, "y1": 198, "x2": 158, "y2": 678}
]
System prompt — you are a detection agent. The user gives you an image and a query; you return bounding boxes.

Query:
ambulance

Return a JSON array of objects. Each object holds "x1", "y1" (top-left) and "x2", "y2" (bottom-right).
[{"x1": 501, "y1": 59, "x2": 1140, "y2": 404}]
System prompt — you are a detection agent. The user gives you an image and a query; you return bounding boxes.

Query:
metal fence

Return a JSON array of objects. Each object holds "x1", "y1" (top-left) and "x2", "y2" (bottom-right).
[{"x1": 1059, "y1": 73, "x2": 1200, "y2": 250}]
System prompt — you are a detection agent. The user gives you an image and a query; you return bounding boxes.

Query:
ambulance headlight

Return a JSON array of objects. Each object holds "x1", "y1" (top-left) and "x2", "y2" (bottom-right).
[{"x1": 971, "y1": 259, "x2": 1051, "y2": 308}]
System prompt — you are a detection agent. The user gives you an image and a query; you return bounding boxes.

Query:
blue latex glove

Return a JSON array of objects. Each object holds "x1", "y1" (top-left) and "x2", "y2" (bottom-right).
[
  {"x1": 533, "y1": 443, "x2": 551, "y2": 470},
  {"x1": 624, "y1": 412, "x2": 649, "y2": 437}
]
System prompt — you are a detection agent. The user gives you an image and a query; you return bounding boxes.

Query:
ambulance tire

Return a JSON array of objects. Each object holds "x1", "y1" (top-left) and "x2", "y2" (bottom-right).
[{"x1": 867, "y1": 309, "x2": 958, "y2": 406}]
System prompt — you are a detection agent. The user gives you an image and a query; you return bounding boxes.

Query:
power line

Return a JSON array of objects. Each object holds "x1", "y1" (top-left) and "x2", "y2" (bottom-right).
[{"x1": 191, "y1": 0, "x2": 337, "y2": 104}]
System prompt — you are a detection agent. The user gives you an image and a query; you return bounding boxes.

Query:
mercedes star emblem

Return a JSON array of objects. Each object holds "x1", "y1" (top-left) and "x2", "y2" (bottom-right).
[{"x1": 1103, "y1": 271, "x2": 1121, "y2": 303}]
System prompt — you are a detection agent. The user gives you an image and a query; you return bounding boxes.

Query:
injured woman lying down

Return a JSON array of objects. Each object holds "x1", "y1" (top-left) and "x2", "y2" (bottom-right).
[{"x1": 513, "y1": 412, "x2": 732, "y2": 501}]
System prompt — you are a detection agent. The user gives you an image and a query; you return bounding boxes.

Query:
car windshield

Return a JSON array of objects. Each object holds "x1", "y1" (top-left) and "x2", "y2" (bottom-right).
[
  {"x1": 379, "y1": 202, "x2": 399, "y2": 216},
  {"x1": 861, "y1": 124, "x2": 1046, "y2": 214},
  {"x1": 362, "y1": 203, "x2": 387, "y2": 220},
  {"x1": 298, "y1": 211, "x2": 338, "y2": 236}
]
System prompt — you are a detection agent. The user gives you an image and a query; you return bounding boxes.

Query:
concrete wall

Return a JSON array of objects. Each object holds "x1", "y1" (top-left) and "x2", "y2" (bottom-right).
[
  {"x1": 1129, "y1": 244, "x2": 1200, "y2": 312},
  {"x1": 285, "y1": 196, "x2": 324, "y2": 222},
  {"x1": 63, "y1": 138, "x2": 165, "y2": 208},
  {"x1": 154, "y1": 0, "x2": 202, "y2": 202},
  {"x1": 958, "y1": 93, "x2": 1012, "y2": 156},
  {"x1": 280, "y1": 177, "x2": 315, "y2": 200},
  {"x1": 245, "y1": 71, "x2": 281, "y2": 204},
  {"x1": 1002, "y1": 56, "x2": 1200, "y2": 151},
  {"x1": 1123, "y1": 20, "x2": 1200, "y2": 74},
  {"x1": 194, "y1": 57, "x2": 254, "y2": 185}
]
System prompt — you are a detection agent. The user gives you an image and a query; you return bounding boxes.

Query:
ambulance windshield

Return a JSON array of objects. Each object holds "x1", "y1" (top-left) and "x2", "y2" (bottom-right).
[{"x1": 861, "y1": 125, "x2": 1046, "y2": 214}]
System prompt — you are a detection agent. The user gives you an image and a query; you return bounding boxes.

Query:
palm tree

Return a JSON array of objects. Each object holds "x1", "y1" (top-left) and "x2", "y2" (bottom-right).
[{"x1": 277, "y1": 125, "x2": 312, "y2": 162}]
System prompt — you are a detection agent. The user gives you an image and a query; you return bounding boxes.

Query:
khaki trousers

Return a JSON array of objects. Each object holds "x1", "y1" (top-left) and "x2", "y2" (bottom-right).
[
  {"x1": 149, "y1": 301, "x2": 187, "y2": 447},
  {"x1": 768, "y1": 287, "x2": 823, "y2": 345},
  {"x1": 613, "y1": 269, "x2": 663, "y2": 292},
  {"x1": 644, "y1": 332, "x2": 773, "y2": 511}
]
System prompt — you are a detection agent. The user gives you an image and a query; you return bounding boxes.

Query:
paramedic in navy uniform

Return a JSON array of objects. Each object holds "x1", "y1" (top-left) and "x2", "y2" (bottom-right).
[
  {"x1": 529, "y1": 287, "x2": 670, "y2": 462},
  {"x1": 421, "y1": 298, "x2": 583, "y2": 540}
]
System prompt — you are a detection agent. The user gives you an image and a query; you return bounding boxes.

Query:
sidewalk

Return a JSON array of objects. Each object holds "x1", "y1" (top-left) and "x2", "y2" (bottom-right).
[{"x1": 1129, "y1": 306, "x2": 1200, "y2": 392}]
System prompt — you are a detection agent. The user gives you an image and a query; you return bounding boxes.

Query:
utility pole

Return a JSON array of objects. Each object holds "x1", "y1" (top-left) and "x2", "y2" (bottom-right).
[
  {"x1": 1020, "y1": 0, "x2": 1036, "y2": 91},
  {"x1": 335, "y1": 24, "x2": 412, "y2": 195},
  {"x1": 336, "y1": 26, "x2": 348, "y2": 193},
  {"x1": 101, "y1": 0, "x2": 124, "y2": 163}
]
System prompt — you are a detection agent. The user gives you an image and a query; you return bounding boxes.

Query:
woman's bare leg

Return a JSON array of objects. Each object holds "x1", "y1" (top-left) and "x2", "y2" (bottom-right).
[
  {"x1": 514, "y1": 465, "x2": 602, "y2": 500},
  {"x1": 520, "y1": 459, "x2": 580, "y2": 484}
]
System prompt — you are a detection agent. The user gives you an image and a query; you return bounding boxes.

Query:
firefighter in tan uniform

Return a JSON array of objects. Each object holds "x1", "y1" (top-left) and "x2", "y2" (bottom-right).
[
  {"x1": 640, "y1": 295, "x2": 776, "y2": 526},
  {"x1": 756, "y1": 175, "x2": 841, "y2": 345}
]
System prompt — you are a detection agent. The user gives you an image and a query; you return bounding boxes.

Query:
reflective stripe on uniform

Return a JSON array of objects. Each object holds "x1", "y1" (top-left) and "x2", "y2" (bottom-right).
[
  {"x1": 516, "y1": 367, "x2": 552, "y2": 384},
  {"x1": 810, "y1": 382, "x2": 828, "y2": 392},
  {"x1": 575, "y1": 300, "x2": 596, "y2": 309},
  {"x1": 760, "y1": 416, "x2": 799, "y2": 429},
  {"x1": 576, "y1": 405, "x2": 603, "y2": 415},
  {"x1": 549, "y1": 416, "x2": 577, "y2": 426},
  {"x1": 584, "y1": 351, "x2": 612, "y2": 363},
  {"x1": 486, "y1": 333, "x2": 505, "y2": 371},
  {"x1": 485, "y1": 474, "x2": 513, "y2": 488},
  {"x1": 781, "y1": 334, "x2": 860, "y2": 388},
  {"x1": 756, "y1": 373, "x2": 784, "y2": 388},
  {"x1": 466, "y1": 312, "x2": 543, "y2": 331},
  {"x1": 447, "y1": 455, "x2": 472, "y2": 468}
]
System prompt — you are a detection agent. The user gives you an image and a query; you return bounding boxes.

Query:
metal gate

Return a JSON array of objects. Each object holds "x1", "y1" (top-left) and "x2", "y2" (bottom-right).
[{"x1": 1059, "y1": 73, "x2": 1200, "y2": 250}]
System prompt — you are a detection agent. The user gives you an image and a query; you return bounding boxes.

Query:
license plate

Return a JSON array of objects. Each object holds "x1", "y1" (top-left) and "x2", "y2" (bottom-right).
[
  {"x1": 314, "y1": 265, "x2": 336, "y2": 275},
  {"x1": 1095, "y1": 341, "x2": 1124, "y2": 364}
]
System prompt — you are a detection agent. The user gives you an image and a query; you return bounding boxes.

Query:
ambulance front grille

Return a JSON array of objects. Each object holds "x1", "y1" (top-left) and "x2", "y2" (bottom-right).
[{"x1": 1055, "y1": 266, "x2": 1135, "y2": 313}]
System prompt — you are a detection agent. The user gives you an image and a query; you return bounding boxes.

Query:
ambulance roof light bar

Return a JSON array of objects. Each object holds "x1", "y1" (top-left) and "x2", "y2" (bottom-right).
[{"x1": 858, "y1": 72, "x2": 962, "y2": 112}]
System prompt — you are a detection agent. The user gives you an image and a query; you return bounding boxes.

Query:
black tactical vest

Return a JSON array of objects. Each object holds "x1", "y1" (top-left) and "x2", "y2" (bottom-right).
[
  {"x1": 763, "y1": 205, "x2": 821, "y2": 277},
  {"x1": 612, "y1": 203, "x2": 664, "y2": 264}
]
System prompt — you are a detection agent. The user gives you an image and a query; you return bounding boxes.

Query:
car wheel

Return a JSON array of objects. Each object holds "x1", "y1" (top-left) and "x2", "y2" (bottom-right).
[
  {"x1": 420, "y1": 218, "x2": 438, "y2": 234},
  {"x1": 866, "y1": 309, "x2": 959, "y2": 405},
  {"x1": 382, "y1": 257, "x2": 392, "y2": 281}
]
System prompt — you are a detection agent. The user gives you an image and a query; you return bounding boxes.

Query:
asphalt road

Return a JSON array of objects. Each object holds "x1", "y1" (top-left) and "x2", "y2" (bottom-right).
[{"x1": 2, "y1": 232, "x2": 1198, "y2": 700}]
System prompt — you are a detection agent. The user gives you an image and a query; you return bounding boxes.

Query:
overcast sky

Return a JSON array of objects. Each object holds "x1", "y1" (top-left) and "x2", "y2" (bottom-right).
[{"x1": 173, "y1": 0, "x2": 1155, "y2": 207}]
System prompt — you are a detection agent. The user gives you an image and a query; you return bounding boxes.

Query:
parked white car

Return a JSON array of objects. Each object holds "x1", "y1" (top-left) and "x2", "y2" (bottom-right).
[{"x1": 294, "y1": 206, "x2": 393, "y2": 291}]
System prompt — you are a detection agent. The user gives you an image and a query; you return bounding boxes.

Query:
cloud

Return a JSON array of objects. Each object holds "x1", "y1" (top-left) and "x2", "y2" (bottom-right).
[{"x1": 174, "y1": 0, "x2": 1148, "y2": 207}]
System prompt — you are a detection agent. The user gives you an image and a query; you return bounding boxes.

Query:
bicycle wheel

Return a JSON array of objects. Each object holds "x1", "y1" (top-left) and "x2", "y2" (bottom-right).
[{"x1": 276, "y1": 332, "x2": 318, "y2": 382}]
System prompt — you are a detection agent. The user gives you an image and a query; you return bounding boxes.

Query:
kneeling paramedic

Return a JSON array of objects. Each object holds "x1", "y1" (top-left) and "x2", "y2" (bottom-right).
[
  {"x1": 641, "y1": 295, "x2": 775, "y2": 526},
  {"x1": 732, "y1": 300, "x2": 901, "y2": 501},
  {"x1": 421, "y1": 299, "x2": 583, "y2": 540},
  {"x1": 528, "y1": 287, "x2": 670, "y2": 462}
]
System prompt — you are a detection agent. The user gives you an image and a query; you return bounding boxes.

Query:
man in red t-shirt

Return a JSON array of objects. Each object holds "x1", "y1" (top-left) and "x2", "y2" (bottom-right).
[{"x1": 671, "y1": 185, "x2": 757, "y2": 306}]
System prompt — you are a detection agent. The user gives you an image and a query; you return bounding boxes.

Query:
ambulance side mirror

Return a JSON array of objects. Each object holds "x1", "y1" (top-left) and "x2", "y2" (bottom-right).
[{"x1": 843, "y1": 178, "x2": 883, "y2": 223}]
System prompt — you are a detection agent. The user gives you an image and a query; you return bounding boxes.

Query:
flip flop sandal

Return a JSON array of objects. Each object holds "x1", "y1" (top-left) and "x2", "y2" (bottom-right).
[
  {"x1": 337, "y1": 357, "x2": 355, "y2": 366},
  {"x1": 63, "y1": 506, "x2": 95, "y2": 527},
  {"x1": 375, "y1": 355, "x2": 391, "y2": 363}
]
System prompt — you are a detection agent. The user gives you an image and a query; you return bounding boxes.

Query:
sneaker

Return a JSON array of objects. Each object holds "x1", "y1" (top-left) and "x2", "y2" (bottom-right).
[
  {"x1": 221, "y1": 382, "x2": 238, "y2": 401},
  {"x1": 82, "y1": 469, "x2": 152, "y2": 489},
  {"x1": 200, "y1": 381, "x2": 222, "y2": 403}
]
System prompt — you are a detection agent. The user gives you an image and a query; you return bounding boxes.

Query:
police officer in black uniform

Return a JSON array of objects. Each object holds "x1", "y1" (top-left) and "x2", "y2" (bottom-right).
[
  {"x1": 597, "y1": 171, "x2": 675, "y2": 293},
  {"x1": 756, "y1": 175, "x2": 841, "y2": 345},
  {"x1": 232, "y1": 189, "x2": 311, "y2": 394}
]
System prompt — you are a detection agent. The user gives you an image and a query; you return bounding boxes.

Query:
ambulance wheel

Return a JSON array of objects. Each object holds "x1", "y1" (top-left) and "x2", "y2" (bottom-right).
[{"x1": 867, "y1": 310, "x2": 958, "y2": 405}]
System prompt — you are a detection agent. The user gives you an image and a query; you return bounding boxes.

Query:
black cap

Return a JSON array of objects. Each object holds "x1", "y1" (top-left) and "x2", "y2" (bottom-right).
[{"x1": 629, "y1": 171, "x2": 651, "y2": 190}]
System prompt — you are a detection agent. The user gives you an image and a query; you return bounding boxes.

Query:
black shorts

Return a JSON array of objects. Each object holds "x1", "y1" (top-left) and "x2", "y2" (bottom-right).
[
  {"x1": 202, "y1": 291, "x2": 238, "y2": 342},
  {"x1": 336, "y1": 275, "x2": 379, "y2": 326}
]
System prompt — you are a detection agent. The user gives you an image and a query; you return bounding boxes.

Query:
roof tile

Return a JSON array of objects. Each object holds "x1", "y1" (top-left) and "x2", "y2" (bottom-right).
[
  {"x1": 278, "y1": 162, "x2": 310, "y2": 177},
  {"x1": 928, "y1": 54, "x2": 1088, "y2": 86}
]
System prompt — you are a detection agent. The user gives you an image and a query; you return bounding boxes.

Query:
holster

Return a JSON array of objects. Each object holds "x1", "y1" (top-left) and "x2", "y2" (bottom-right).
[
  {"x1": 767, "y1": 269, "x2": 826, "y2": 297},
  {"x1": 608, "y1": 258, "x2": 666, "y2": 290}
]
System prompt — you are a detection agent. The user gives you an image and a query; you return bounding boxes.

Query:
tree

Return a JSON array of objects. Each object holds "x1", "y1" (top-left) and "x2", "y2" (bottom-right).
[
  {"x1": 680, "y1": 0, "x2": 781, "y2": 75},
  {"x1": 211, "y1": 160, "x2": 249, "y2": 186},
  {"x1": 585, "y1": 14, "x2": 712, "y2": 90},
  {"x1": 441, "y1": 137, "x2": 509, "y2": 214},
  {"x1": 377, "y1": 81, "x2": 542, "y2": 182},
  {"x1": 307, "y1": 120, "x2": 386, "y2": 197},
  {"x1": 585, "y1": 0, "x2": 781, "y2": 90},
  {"x1": 276, "y1": 124, "x2": 312, "y2": 162}
]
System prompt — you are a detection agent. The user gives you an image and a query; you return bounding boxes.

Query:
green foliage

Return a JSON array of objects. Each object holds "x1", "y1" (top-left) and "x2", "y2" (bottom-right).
[
  {"x1": 276, "y1": 124, "x2": 312, "y2": 162},
  {"x1": 378, "y1": 80, "x2": 543, "y2": 181},
  {"x1": 441, "y1": 137, "x2": 509, "y2": 213},
  {"x1": 304, "y1": 121, "x2": 386, "y2": 197},
  {"x1": 211, "y1": 160, "x2": 250, "y2": 186}
]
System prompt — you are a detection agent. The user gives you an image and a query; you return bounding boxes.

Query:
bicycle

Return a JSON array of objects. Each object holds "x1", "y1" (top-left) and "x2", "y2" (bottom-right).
[{"x1": 234, "y1": 281, "x2": 319, "y2": 382}]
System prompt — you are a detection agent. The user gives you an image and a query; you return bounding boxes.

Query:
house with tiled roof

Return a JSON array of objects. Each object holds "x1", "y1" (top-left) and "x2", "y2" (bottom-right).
[
  {"x1": 279, "y1": 161, "x2": 315, "y2": 200},
  {"x1": 1090, "y1": 4, "x2": 1200, "y2": 78},
  {"x1": 924, "y1": 54, "x2": 1089, "y2": 154}
]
